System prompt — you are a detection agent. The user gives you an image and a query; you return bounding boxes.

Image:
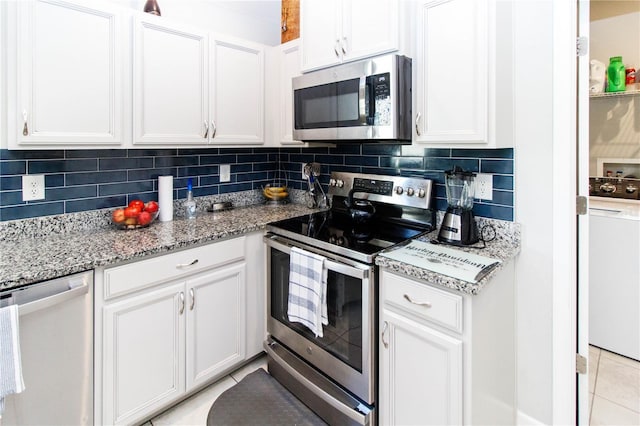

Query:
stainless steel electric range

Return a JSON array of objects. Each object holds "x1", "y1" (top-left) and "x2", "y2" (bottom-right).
[{"x1": 263, "y1": 172, "x2": 436, "y2": 426}]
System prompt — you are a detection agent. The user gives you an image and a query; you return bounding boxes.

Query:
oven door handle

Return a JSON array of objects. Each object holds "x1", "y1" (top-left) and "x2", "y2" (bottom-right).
[{"x1": 265, "y1": 235, "x2": 370, "y2": 280}]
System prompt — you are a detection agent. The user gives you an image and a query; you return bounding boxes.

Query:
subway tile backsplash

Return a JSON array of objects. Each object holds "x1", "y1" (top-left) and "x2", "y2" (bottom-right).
[{"x1": 0, "y1": 146, "x2": 514, "y2": 222}]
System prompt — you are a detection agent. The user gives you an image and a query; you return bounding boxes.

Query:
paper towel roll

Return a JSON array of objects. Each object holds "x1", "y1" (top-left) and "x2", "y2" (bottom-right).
[{"x1": 158, "y1": 175, "x2": 173, "y2": 222}]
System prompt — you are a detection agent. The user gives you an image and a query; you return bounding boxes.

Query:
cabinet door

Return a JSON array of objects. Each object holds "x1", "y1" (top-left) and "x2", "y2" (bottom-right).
[
  {"x1": 132, "y1": 15, "x2": 209, "y2": 145},
  {"x1": 210, "y1": 34, "x2": 265, "y2": 145},
  {"x1": 380, "y1": 309, "x2": 462, "y2": 425},
  {"x1": 13, "y1": 0, "x2": 125, "y2": 147},
  {"x1": 300, "y1": 0, "x2": 342, "y2": 72},
  {"x1": 278, "y1": 40, "x2": 304, "y2": 146},
  {"x1": 342, "y1": 0, "x2": 399, "y2": 63},
  {"x1": 185, "y1": 263, "x2": 246, "y2": 390},
  {"x1": 414, "y1": 0, "x2": 489, "y2": 144},
  {"x1": 103, "y1": 283, "x2": 185, "y2": 426}
]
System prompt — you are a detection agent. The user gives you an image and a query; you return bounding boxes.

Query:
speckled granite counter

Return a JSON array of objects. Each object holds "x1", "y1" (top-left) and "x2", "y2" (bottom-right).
[
  {"x1": 0, "y1": 203, "x2": 315, "y2": 291},
  {"x1": 375, "y1": 218, "x2": 521, "y2": 295}
]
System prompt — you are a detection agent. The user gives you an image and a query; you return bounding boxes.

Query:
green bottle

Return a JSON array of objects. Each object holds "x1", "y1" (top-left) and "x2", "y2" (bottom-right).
[{"x1": 606, "y1": 56, "x2": 626, "y2": 92}]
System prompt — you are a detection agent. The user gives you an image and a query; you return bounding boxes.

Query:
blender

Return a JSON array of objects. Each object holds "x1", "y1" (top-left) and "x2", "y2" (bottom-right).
[{"x1": 438, "y1": 167, "x2": 479, "y2": 245}]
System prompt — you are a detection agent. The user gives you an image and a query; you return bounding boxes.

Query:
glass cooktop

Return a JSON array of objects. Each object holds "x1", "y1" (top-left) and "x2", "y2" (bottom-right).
[{"x1": 267, "y1": 210, "x2": 431, "y2": 262}]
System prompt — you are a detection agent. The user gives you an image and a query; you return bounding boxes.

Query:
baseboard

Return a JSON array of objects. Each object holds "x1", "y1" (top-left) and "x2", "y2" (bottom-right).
[{"x1": 517, "y1": 410, "x2": 546, "y2": 425}]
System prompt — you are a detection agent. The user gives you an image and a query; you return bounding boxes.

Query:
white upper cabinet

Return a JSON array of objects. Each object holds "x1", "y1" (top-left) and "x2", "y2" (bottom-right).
[
  {"x1": 209, "y1": 34, "x2": 265, "y2": 145},
  {"x1": 300, "y1": 0, "x2": 399, "y2": 72},
  {"x1": 414, "y1": 0, "x2": 495, "y2": 145},
  {"x1": 9, "y1": 0, "x2": 126, "y2": 148},
  {"x1": 132, "y1": 19, "x2": 265, "y2": 147},
  {"x1": 277, "y1": 40, "x2": 304, "y2": 146},
  {"x1": 133, "y1": 15, "x2": 209, "y2": 145}
]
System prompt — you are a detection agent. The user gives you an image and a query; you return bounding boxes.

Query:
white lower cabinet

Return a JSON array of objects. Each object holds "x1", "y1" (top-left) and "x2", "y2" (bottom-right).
[
  {"x1": 95, "y1": 233, "x2": 264, "y2": 426},
  {"x1": 379, "y1": 266, "x2": 516, "y2": 425}
]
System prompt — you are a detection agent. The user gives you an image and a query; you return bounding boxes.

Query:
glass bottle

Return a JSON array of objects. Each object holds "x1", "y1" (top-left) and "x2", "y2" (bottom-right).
[{"x1": 185, "y1": 178, "x2": 196, "y2": 219}]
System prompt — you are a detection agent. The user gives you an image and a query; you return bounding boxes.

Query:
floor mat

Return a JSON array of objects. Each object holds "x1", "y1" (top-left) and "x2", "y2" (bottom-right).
[{"x1": 206, "y1": 368, "x2": 327, "y2": 426}]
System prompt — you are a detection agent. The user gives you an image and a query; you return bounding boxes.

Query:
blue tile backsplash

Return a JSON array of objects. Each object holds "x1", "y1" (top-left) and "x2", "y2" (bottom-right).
[{"x1": 0, "y1": 146, "x2": 514, "y2": 222}]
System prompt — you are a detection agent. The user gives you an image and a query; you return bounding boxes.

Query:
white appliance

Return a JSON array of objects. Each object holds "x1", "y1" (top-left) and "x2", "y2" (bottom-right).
[{"x1": 589, "y1": 197, "x2": 640, "y2": 361}]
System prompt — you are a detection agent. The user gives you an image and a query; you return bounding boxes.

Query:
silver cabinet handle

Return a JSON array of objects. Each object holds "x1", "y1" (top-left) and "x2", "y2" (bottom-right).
[
  {"x1": 203, "y1": 121, "x2": 209, "y2": 138},
  {"x1": 341, "y1": 37, "x2": 347, "y2": 55},
  {"x1": 22, "y1": 110, "x2": 29, "y2": 136},
  {"x1": 176, "y1": 259, "x2": 198, "y2": 269},
  {"x1": 179, "y1": 292, "x2": 185, "y2": 315},
  {"x1": 381, "y1": 321, "x2": 389, "y2": 348},
  {"x1": 415, "y1": 112, "x2": 422, "y2": 136},
  {"x1": 189, "y1": 288, "x2": 195, "y2": 311},
  {"x1": 334, "y1": 39, "x2": 340, "y2": 57},
  {"x1": 210, "y1": 120, "x2": 217, "y2": 138},
  {"x1": 403, "y1": 294, "x2": 432, "y2": 308}
]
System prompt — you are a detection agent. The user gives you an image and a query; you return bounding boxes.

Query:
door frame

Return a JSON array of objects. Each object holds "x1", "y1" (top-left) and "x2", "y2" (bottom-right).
[{"x1": 576, "y1": 0, "x2": 591, "y2": 424}]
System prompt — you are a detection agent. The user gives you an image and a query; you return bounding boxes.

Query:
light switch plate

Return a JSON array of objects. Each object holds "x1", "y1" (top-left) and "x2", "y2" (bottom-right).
[
  {"x1": 22, "y1": 174, "x2": 46, "y2": 201},
  {"x1": 220, "y1": 164, "x2": 231, "y2": 182},
  {"x1": 475, "y1": 173, "x2": 493, "y2": 200}
]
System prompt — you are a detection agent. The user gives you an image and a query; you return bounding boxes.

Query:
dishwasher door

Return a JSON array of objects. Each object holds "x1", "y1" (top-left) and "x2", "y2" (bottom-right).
[{"x1": 0, "y1": 270, "x2": 93, "y2": 425}]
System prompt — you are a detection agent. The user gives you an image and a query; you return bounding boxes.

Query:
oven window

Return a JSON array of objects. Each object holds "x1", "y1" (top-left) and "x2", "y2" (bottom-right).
[
  {"x1": 270, "y1": 248, "x2": 363, "y2": 372},
  {"x1": 294, "y1": 78, "x2": 362, "y2": 129}
]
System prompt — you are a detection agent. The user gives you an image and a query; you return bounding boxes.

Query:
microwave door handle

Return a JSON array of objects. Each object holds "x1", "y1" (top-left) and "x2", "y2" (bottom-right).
[{"x1": 359, "y1": 76, "x2": 368, "y2": 125}]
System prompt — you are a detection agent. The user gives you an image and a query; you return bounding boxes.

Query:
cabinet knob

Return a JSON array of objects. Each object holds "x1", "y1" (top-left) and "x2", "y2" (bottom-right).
[
  {"x1": 203, "y1": 121, "x2": 209, "y2": 139},
  {"x1": 22, "y1": 110, "x2": 29, "y2": 136},
  {"x1": 189, "y1": 288, "x2": 195, "y2": 311},
  {"x1": 210, "y1": 120, "x2": 217, "y2": 138},
  {"x1": 341, "y1": 37, "x2": 348, "y2": 55},
  {"x1": 334, "y1": 40, "x2": 340, "y2": 57},
  {"x1": 415, "y1": 112, "x2": 422, "y2": 136}
]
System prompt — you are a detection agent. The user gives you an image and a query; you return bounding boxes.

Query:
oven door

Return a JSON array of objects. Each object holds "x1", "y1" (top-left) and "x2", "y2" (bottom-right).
[{"x1": 264, "y1": 233, "x2": 376, "y2": 405}]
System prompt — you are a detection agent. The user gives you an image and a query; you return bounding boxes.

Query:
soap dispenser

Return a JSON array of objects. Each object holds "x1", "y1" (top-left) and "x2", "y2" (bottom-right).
[{"x1": 185, "y1": 178, "x2": 196, "y2": 219}]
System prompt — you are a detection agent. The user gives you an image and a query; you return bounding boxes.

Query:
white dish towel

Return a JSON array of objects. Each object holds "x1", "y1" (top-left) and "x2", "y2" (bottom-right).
[
  {"x1": 287, "y1": 247, "x2": 328, "y2": 338},
  {"x1": 0, "y1": 304, "x2": 25, "y2": 418}
]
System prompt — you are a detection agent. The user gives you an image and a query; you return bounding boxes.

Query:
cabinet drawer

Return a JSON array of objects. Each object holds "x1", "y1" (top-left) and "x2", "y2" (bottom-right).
[
  {"x1": 104, "y1": 237, "x2": 245, "y2": 300},
  {"x1": 382, "y1": 271, "x2": 463, "y2": 333}
]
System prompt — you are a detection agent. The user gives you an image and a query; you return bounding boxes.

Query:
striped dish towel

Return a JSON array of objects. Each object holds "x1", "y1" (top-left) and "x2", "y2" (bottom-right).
[
  {"x1": 0, "y1": 304, "x2": 25, "y2": 417},
  {"x1": 287, "y1": 247, "x2": 328, "y2": 338}
]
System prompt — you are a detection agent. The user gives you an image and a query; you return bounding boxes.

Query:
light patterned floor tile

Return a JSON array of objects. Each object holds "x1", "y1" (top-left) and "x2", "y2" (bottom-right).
[
  {"x1": 151, "y1": 376, "x2": 237, "y2": 426},
  {"x1": 230, "y1": 354, "x2": 268, "y2": 383},
  {"x1": 589, "y1": 348, "x2": 600, "y2": 393},
  {"x1": 594, "y1": 355, "x2": 640, "y2": 413},
  {"x1": 600, "y1": 349, "x2": 640, "y2": 370},
  {"x1": 590, "y1": 395, "x2": 640, "y2": 426}
]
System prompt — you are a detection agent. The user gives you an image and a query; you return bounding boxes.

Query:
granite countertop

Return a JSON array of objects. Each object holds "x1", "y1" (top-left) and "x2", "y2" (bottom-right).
[
  {"x1": 375, "y1": 220, "x2": 521, "y2": 296},
  {"x1": 0, "y1": 203, "x2": 315, "y2": 291}
]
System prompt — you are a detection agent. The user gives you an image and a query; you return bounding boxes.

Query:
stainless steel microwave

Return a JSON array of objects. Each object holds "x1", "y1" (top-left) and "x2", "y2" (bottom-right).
[{"x1": 293, "y1": 54, "x2": 412, "y2": 143}]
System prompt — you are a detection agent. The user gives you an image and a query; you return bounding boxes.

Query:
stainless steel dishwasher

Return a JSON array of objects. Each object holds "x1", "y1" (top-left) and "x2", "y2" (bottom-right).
[{"x1": 0, "y1": 270, "x2": 93, "y2": 425}]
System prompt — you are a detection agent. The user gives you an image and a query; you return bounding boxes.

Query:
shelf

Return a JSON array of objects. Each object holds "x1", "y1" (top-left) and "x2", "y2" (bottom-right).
[{"x1": 590, "y1": 89, "x2": 640, "y2": 99}]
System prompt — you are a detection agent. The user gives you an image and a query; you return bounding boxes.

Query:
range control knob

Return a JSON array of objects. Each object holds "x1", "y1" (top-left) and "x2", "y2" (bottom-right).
[
  {"x1": 329, "y1": 178, "x2": 337, "y2": 187},
  {"x1": 626, "y1": 184, "x2": 638, "y2": 194},
  {"x1": 395, "y1": 186, "x2": 404, "y2": 195},
  {"x1": 600, "y1": 182, "x2": 616, "y2": 193},
  {"x1": 336, "y1": 179, "x2": 344, "y2": 188},
  {"x1": 406, "y1": 187, "x2": 415, "y2": 196},
  {"x1": 418, "y1": 188, "x2": 426, "y2": 198}
]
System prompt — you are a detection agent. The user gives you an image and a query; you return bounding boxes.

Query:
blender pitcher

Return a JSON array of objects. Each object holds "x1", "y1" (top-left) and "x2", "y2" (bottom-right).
[{"x1": 438, "y1": 168, "x2": 479, "y2": 245}]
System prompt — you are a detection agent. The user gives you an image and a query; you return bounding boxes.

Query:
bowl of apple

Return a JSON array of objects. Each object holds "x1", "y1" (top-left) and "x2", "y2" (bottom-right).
[{"x1": 112, "y1": 200, "x2": 159, "y2": 230}]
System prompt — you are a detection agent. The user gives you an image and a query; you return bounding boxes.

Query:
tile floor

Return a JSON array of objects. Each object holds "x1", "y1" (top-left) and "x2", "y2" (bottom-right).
[
  {"x1": 142, "y1": 355, "x2": 268, "y2": 426},
  {"x1": 589, "y1": 345, "x2": 640, "y2": 425},
  {"x1": 142, "y1": 347, "x2": 639, "y2": 426}
]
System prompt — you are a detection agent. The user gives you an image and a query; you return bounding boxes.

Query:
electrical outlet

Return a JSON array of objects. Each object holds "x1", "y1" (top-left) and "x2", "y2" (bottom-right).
[
  {"x1": 220, "y1": 164, "x2": 231, "y2": 182},
  {"x1": 475, "y1": 173, "x2": 493, "y2": 200},
  {"x1": 22, "y1": 174, "x2": 46, "y2": 201}
]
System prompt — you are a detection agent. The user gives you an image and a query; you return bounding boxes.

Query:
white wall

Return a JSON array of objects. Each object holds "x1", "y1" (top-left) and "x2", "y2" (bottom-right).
[
  {"x1": 107, "y1": 0, "x2": 282, "y2": 46},
  {"x1": 511, "y1": 0, "x2": 555, "y2": 422}
]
